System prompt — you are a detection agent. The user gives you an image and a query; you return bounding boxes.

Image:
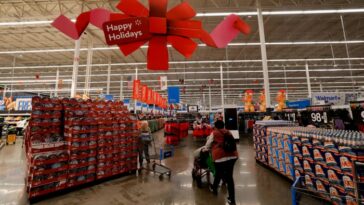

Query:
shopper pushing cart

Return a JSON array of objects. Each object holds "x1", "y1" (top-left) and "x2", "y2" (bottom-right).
[
  {"x1": 193, "y1": 120, "x2": 238, "y2": 205},
  {"x1": 140, "y1": 122, "x2": 173, "y2": 179}
]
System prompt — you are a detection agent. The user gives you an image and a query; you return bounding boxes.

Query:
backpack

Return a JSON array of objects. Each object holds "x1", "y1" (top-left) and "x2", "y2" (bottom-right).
[{"x1": 222, "y1": 132, "x2": 237, "y2": 153}]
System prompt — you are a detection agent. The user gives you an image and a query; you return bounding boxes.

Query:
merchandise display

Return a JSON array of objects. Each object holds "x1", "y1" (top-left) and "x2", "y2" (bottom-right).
[
  {"x1": 254, "y1": 121, "x2": 364, "y2": 204},
  {"x1": 192, "y1": 123, "x2": 213, "y2": 139},
  {"x1": 164, "y1": 120, "x2": 189, "y2": 145},
  {"x1": 25, "y1": 97, "x2": 138, "y2": 199},
  {"x1": 253, "y1": 121, "x2": 296, "y2": 179},
  {"x1": 141, "y1": 118, "x2": 166, "y2": 133}
]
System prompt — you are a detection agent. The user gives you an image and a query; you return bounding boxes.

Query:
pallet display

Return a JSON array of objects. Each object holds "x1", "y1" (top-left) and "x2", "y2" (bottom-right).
[
  {"x1": 255, "y1": 122, "x2": 364, "y2": 204},
  {"x1": 25, "y1": 97, "x2": 138, "y2": 199},
  {"x1": 290, "y1": 127, "x2": 364, "y2": 204},
  {"x1": 25, "y1": 97, "x2": 67, "y2": 198},
  {"x1": 253, "y1": 121, "x2": 296, "y2": 180},
  {"x1": 164, "y1": 120, "x2": 189, "y2": 145}
]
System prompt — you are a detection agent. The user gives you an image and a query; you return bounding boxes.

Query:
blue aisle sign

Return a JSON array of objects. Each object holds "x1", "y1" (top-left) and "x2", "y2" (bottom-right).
[
  {"x1": 15, "y1": 98, "x2": 32, "y2": 111},
  {"x1": 286, "y1": 99, "x2": 311, "y2": 109},
  {"x1": 0, "y1": 99, "x2": 5, "y2": 111},
  {"x1": 168, "y1": 87, "x2": 180, "y2": 104}
]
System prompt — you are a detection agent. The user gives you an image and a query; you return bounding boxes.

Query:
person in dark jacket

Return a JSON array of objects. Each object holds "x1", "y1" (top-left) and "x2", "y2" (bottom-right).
[{"x1": 207, "y1": 120, "x2": 238, "y2": 205}]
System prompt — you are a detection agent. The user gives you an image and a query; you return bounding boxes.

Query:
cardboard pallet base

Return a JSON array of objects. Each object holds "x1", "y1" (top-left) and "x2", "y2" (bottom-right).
[{"x1": 28, "y1": 170, "x2": 137, "y2": 203}]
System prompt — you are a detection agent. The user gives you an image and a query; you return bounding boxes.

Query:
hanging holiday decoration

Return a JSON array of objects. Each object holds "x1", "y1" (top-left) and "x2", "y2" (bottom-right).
[
  {"x1": 52, "y1": 0, "x2": 251, "y2": 70},
  {"x1": 243, "y1": 89, "x2": 255, "y2": 112}
]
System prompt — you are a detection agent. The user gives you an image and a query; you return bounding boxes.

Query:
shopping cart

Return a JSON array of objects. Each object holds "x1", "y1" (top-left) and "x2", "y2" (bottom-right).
[
  {"x1": 192, "y1": 150, "x2": 215, "y2": 188},
  {"x1": 145, "y1": 133, "x2": 173, "y2": 180}
]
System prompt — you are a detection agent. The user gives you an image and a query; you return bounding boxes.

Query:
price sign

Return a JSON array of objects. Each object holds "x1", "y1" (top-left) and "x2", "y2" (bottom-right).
[
  {"x1": 307, "y1": 105, "x2": 331, "y2": 127},
  {"x1": 310, "y1": 112, "x2": 328, "y2": 124},
  {"x1": 350, "y1": 102, "x2": 364, "y2": 125},
  {"x1": 282, "y1": 108, "x2": 297, "y2": 122}
]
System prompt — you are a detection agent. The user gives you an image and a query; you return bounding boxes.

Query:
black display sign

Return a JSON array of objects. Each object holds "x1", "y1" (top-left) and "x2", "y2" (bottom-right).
[
  {"x1": 306, "y1": 105, "x2": 332, "y2": 128},
  {"x1": 282, "y1": 108, "x2": 298, "y2": 122},
  {"x1": 350, "y1": 101, "x2": 364, "y2": 132}
]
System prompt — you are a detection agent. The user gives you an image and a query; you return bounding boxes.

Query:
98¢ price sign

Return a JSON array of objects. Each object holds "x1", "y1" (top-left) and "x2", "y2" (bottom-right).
[{"x1": 310, "y1": 112, "x2": 328, "y2": 124}]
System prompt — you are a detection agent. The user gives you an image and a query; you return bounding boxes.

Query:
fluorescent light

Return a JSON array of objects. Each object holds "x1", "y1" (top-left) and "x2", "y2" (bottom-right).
[
  {"x1": 7, "y1": 88, "x2": 103, "y2": 93},
  {"x1": 0, "y1": 40, "x2": 363, "y2": 55},
  {"x1": 0, "y1": 57, "x2": 363, "y2": 71},
  {"x1": 1, "y1": 8, "x2": 364, "y2": 27},
  {"x1": 0, "y1": 79, "x2": 71, "y2": 84},
  {"x1": 0, "y1": 20, "x2": 52, "y2": 26}
]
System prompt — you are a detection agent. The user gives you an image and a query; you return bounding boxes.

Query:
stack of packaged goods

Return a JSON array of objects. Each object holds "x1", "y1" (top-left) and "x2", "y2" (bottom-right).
[
  {"x1": 267, "y1": 127, "x2": 295, "y2": 180},
  {"x1": 96, "y1": 101, "x2": 139, "y2": 179},
  {"x1": 26, "y1": 97, "x2": 139, "y2": 199},
  {"x1": 63, "y1": 99, "x2": 97, "y2": 187},
  {"x1": 253, "y1": 121, "x2": 296, "y2": 180},
  {"x1": 291, "y1": 128, "x2": 364, "y2": 204},
  {"x1": 26, "y1": 97, "x2": 68, "y2": 198}
]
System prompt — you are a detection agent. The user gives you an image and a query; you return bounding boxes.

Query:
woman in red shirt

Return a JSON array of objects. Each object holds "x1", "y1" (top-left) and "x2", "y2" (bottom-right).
[{"x1": 208, "y1": 120, "x2": 238, "y2": 205}]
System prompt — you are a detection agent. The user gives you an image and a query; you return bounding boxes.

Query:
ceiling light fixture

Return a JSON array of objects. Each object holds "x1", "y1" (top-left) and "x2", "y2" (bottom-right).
[
  {"x1": 1, "y1": 41, "x2": 363, "y2": 55},
  {"x1": 1, "y1": 8, "x2": 364, "y2": 27}
]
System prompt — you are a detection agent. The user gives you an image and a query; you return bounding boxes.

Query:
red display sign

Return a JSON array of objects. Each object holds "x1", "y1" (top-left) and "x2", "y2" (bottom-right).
[
  {"x1": 103, "y1": 17, "x2": 151, "y2": 45},
  {"x1": 141, "y1": 85, "x2": 148, "y2": 103},
  {"x1": 147, "y1": 88, "x2": 153, "y2": 104},
  {"x1": 132, "y1": 80, "x2": 141, "y2": 100}
]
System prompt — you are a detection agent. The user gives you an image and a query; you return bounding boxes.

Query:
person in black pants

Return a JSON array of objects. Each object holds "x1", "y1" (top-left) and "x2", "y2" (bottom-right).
[{"x1": 207, "y1": 120, "x2": 238, "y2": 205}]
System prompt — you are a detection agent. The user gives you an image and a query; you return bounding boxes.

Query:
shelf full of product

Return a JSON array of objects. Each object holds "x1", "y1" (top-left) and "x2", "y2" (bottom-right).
[
  {"x1": 192, "y1": 123, "x2": 212, "y2": 138},
  {"x1": 253, "y1": 120, "x2": 364, "y2": 205},
  {"x1": 164, "y1": 120, "x2": 189, "y2": 145},
  {"x1": 145, "y1": 118, "x2": 166, "y2": 133},
  {"x1": 25, "y1": 97, "x2": 138, "y2": 199}
]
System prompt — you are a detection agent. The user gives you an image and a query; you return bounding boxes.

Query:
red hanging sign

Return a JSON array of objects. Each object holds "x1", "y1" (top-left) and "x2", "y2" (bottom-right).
[
  {"x1": 141, "y1": 84, "x2": 148, "y2": 103},
  {"x1": 132, "y1": 80, "x2": 140, "y2": 100},
  {"x1": 153, "y1": 91, "x2": 158, "y2": 105},
  {"x1": 103, "y1": 17, "x2": 152, "y2": 45},
  {"x1": 147, "y1": 88, "x2": 153, "y2": 104}
]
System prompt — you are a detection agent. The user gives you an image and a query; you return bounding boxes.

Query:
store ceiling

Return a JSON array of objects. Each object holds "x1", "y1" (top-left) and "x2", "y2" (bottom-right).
[{"x1": 0, "y1": 0, "x2": 364, "y2": 107}]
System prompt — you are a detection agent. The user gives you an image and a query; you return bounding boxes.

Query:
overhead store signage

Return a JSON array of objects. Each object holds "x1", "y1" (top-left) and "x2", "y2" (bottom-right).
[
  {"x1": 188, "y1": 105, "x2": 198, "y2": 112},
  {"x1": 52, "y1": 0, "x2": 251, "y2": 70},
  {"x1": 350, "y1": 101, "x2": 364, "y2": 131},
  {"x1": 306, "y1": 105, "x2": 331, "y2": 127},
  {"x1": 132, "y1": 80, "x2": 167, "y2": 108},
  {"x1": 103, "y1": 17, "x2": 151, "y2": 45},
  {"x1": 0, "y1": 99, "x2": 5, "y2": 111},
  {"x1": 160, "y1": 76, "x2": 168, "y2": 91},
  {"x1": 312, "y1": 92, "x2": 345, "y2": 105},
  {"x1": 15, "y1": 98, "x2": 32, "y2": 111},
  {"x1": 286, "y1": 99, "x2": 311, "y2": 109},
  {"x1": 132, "y1": 80, "x2": 141, "y2": 100},
  {"x1": 141, "y1": 85, "x2": 148, "y2": 102},
  {"x1": 168, "y1": 87, "x2": 180, "y2": 104}
]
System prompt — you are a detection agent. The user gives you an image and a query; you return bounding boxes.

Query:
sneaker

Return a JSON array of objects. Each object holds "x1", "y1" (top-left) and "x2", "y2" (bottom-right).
[
  {"x1": 209, "y1": 185, "x2": 217, "y2": 196},
  {"x1": 226, "y1": 197, "x2": 236, "y2": 205}
]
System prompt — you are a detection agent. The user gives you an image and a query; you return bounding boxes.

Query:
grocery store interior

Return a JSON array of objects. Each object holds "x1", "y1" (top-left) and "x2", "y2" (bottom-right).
[{"x1": 1, "y1": 0, "x2": 364, "y2": 205}]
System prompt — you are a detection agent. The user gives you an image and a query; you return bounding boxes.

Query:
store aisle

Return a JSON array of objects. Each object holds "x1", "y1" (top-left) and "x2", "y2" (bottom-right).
[
  {"x1": 0, "y1": 140, "x2": 27, "y2": 205},
  {"x1": 0, "y1": 132, "x2": 324, "y2": 205}
]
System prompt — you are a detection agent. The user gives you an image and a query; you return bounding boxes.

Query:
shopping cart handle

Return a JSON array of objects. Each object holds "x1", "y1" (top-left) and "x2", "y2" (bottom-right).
[
  {"x1": 291, "y1": 177, "x2": 302, "y2": 205},
  {"x1": 292, "y1": 176, "x2": 301, "y2": 189}
]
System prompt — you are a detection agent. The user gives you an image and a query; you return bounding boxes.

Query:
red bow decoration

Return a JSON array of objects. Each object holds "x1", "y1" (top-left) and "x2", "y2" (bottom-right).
[{"x1": 52, "y1": 0, "x2": 251, "y2": 70}]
